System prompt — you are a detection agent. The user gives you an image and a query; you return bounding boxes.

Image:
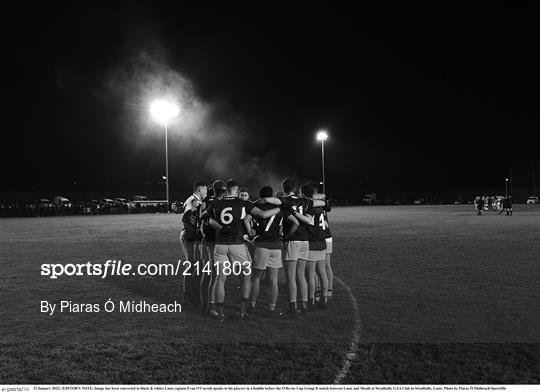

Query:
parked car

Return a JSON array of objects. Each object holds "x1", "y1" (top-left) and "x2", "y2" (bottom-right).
[
  {"x1": 362, "y1": 193, "x2": 377, "y2": 205},
  {"x1": 53, "y1": 196, "x2": 71, "y2": 208},
  {"x1": 114, "y1": 198, "x2": 128, "y2": 207},
  {"x1": 38, "y1": 199, "x2": 54, "y2": 209},
  {"x1": 89, "y1": 200, "x2": 101, "y2": 213},
  {"x1": 526, "y1": 196, "x2": 539, "y2": 204}
]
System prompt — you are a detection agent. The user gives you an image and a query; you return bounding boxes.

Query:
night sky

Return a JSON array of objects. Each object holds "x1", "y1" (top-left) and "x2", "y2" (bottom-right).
[{"x1": 5, "y1": 3, "x2": 539, "y2": 197}]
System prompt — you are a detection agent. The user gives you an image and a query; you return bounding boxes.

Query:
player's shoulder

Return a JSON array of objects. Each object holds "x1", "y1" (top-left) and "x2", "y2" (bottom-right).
[{"x1": 255, "y1": 202, "x2": 274, "y2": 211}]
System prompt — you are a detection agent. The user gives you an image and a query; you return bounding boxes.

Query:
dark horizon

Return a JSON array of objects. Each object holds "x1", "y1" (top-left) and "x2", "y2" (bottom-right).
[{"x1": 4, "y1": 3, "x2": 539, "y2": 196}]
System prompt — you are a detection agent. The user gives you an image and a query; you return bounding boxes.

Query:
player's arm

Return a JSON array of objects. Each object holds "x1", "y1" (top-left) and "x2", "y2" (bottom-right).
[
  {"x1": 312, "y1": 199, "x2": 326, "y2": 207},
  {"x1": 283, "y1": 214, "x2": 299, "y2": 239},
  {"x1": 209, "y1": 217, "x2": 222, "y2": 231},
  {"x1": 243, "y1": 214, "x2": 255, "y2": 237},
  {"x1": 254, "y1": 197, "x2": 282, "y2": 205},
  {"x1": 199, "y1": 205, "x2": 210, "y2": 220},
  {"x1": 250, "y1": 206, "x2": 280, "y2": 219},
  {"x1": 294, "y1": 212, "x2": 314, "y2": 225}
]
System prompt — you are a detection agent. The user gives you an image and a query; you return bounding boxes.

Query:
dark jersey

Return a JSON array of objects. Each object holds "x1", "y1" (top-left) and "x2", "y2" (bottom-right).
[
  {"x1": 200, "y1": 196, "x2": 217, "y2": 243},
  {"x1": 208, "y1": 197, "x2": 255, "y2": 244},
  {"x1": 306, "y1": 204, "x2": 327, "y2": 251},
  {"x1": 323, "y1": 206, "x2": 332, "y2": 239},
  {"x1": 181, "y1": 209, "x2": 200, "y2": 242},
  {"x1": 253, "y1": 203, "x2": 283, "y2": 250},
  {"x1": 281, "y1": 195, "x2": 313, "y2": 242}
]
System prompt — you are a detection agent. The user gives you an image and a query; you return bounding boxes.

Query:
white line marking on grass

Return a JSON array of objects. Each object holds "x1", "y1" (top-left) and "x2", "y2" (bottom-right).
[{"x1": 333, "y1": 276, "x2": 361, "y2": 385}]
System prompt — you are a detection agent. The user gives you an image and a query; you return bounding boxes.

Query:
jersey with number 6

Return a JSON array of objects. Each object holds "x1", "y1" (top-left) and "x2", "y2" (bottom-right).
[
  {"x1": 253, "y1": 203, "x2": 284, "y2": 250},
  {"x1": 306, "y1": 205, "x2": 327, "y2": 251},
  {"x1": 208, "y1": 197, "x2": 254, "y2": 244}
]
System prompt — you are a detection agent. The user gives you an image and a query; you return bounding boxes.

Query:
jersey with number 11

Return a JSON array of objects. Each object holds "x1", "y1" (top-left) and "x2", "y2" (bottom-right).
[{"x1": 208, "y1": 197, "x2": 254, "y2": 244}]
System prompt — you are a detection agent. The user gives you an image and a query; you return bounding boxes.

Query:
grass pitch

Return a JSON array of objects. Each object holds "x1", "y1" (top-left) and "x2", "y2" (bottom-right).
[{"x1": 1, "y1": 205, "x2": 539, "y2": 383}]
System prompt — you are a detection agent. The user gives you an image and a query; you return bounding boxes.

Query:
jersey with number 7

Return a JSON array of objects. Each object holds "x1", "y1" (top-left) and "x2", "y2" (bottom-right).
[{"x1": 253, "y1": 203, "x2": 284, "y2": 250}]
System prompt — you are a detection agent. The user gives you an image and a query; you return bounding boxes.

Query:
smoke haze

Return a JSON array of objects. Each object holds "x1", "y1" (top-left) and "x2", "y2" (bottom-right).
[{"x1": 105, "y1": 49, "x2": 288, "y2": 197}]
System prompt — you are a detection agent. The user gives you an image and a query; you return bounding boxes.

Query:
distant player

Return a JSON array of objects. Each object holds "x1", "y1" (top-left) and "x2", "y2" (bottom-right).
[
  {"x1": 239, "y1": 187, "x2": 250, "y2": 202},
  {"x1": 474, "y1": 196, "x2": 483, "y2": 215},
  {"x1": 199, "y1": 180, "x2": 227, "y2": 315},
  {"x1": 301, "y1": 183, "x2": 329, "y2": 310},
  {"x1": 208, "y1": 179, "x2": 281, "y2": 322},
  {"x1": 503, "y1": 196, "x2": 513, "y2": 216},
  {"x1": 180, "y1": 180, "x2": 207, "y2": 306}
]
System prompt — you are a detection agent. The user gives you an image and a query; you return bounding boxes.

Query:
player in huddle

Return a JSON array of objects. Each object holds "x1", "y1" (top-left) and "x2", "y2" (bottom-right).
[
  {"x1": 245, "y1": 185, "x2": 300, "y2": 317},
  {"x1": 207, "y1": 179, "x2": 282, "y2": 322},
  {"x1": 301, "y1": 183, "x2": 329, "y2": 310}
]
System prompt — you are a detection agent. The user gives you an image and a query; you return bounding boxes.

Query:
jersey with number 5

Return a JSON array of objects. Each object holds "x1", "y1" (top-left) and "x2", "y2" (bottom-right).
[
  {"x1": 209, "y1": 197, "x2": 254, "y2": 244},
  {"x1": 253, "y1": 203, "x2": 283, "y2": 249}
]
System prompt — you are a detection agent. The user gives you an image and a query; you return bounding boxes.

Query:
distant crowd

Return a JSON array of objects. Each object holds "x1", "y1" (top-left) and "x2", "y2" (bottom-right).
[{"x1": 0, "y1": 198, "x2": 168, "y2": 218}]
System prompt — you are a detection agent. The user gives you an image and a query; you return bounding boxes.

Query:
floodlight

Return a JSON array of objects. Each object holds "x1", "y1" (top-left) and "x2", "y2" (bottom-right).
[
  {"x1": 150, "y1": 100, "x2": 179, "y2": 125},
  {"x1": 316, "y1": 130, "x2": 328, "y2": 141}
]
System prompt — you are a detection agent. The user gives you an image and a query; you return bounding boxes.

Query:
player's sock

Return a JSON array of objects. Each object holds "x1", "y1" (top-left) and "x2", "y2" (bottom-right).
[
  {"x1": 250, "y1": 300, "x2": 256, "y2": 308},
  {"x1": 288, "y1": 302, "x2": 297, "y2": 312},
  {"x1": 240, "y1": 297, "x2": 248, "y2": 315},
  {"x1": 315, "y1": 288, "x2": 322, "y2": 302},
  {"x1": 269, "y1": 303, "x2": 276, "y2": 311},
  {"x1": 328, "y1": 289, "x2": 333, "y2": 299},
  {"x1": 216, "y1": 302, "x2": 224, "y2": 317}
]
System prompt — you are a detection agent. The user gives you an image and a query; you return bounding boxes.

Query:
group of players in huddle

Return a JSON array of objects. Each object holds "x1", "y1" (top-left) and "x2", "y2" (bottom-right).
[{"x1": 179, "y1": 178, "x2": 333, "y2": 322}]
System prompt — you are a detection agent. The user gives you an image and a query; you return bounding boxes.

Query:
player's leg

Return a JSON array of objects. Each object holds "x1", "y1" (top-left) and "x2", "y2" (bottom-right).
[
  {"x1": 307, "y1": 260, "x2": 317, "y2": 310},
  {"x1": 283, "y1": 241, "x2": 300, "y2": 315},
  {"x1": 231, "y1": 244, "x2": 252, "y2": 318},
  {"x1": 325, "y1": 237, "x2": 334, "y2": 298},
  {"x1": 267, "y1": 249, "x2": 283, "y2": 317},
  {"x1": 213, "y1": 244, "x2": 229, "y2": 321},
  {"x1": 296, "y1": 241, "x2": 310, "y2": 313},
  {"x1": 199, "y1": 244, "x2": 213, "y2": 314},
  {"x1": 314, "y1": 271, "x2": 321, "y2": 302},
  {"x1": 190, "y1": 243, "x2": 202, "y2": 307},
  {"x1": 249, "y1": 246, "x2": 267, "y2": 312},
  {"x1": 316, "y1": 258, "x2": 329, "y2": 309},
  {"x1": 250, "y1": 268, "x2": 264, "y2": 311},
  {"x1": 282, "y1": 244, "x2": 289, "y2": 288},
  {"x1": 180, "y1": 233, "x2": 194, "y2": 304},
  {"x1": 296, "y1": 258, "x2": 308, "y2": 313}
]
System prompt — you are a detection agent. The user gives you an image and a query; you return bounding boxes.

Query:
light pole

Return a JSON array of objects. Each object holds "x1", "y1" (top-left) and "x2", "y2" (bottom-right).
[
  {"x1": 316, "y1": 130, "x2": 328, "y2": 194},
  {"x1": 505, "y1": 178, "x2": 509, "y2": 199},
  {"x1": 150, "y1": 99, "x2": 179, "y2": 209}
]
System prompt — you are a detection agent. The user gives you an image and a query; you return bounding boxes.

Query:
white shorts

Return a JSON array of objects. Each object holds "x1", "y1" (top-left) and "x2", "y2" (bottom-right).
[
  {"x1": 253, "y1": 247, "x2": 283, "y2": 270},
  {"x1": 283, "y1": 241, "x2": 309, "y2": 261},
  {"x1": 308, "y1": 250, "x2": 326, "y2": 262},
  {"x1": 213, "y1": 244, "x2": 251, "y2": 265},
  {"x1": 326, "y1": 237, "x2": 333, "y2": 254}
]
